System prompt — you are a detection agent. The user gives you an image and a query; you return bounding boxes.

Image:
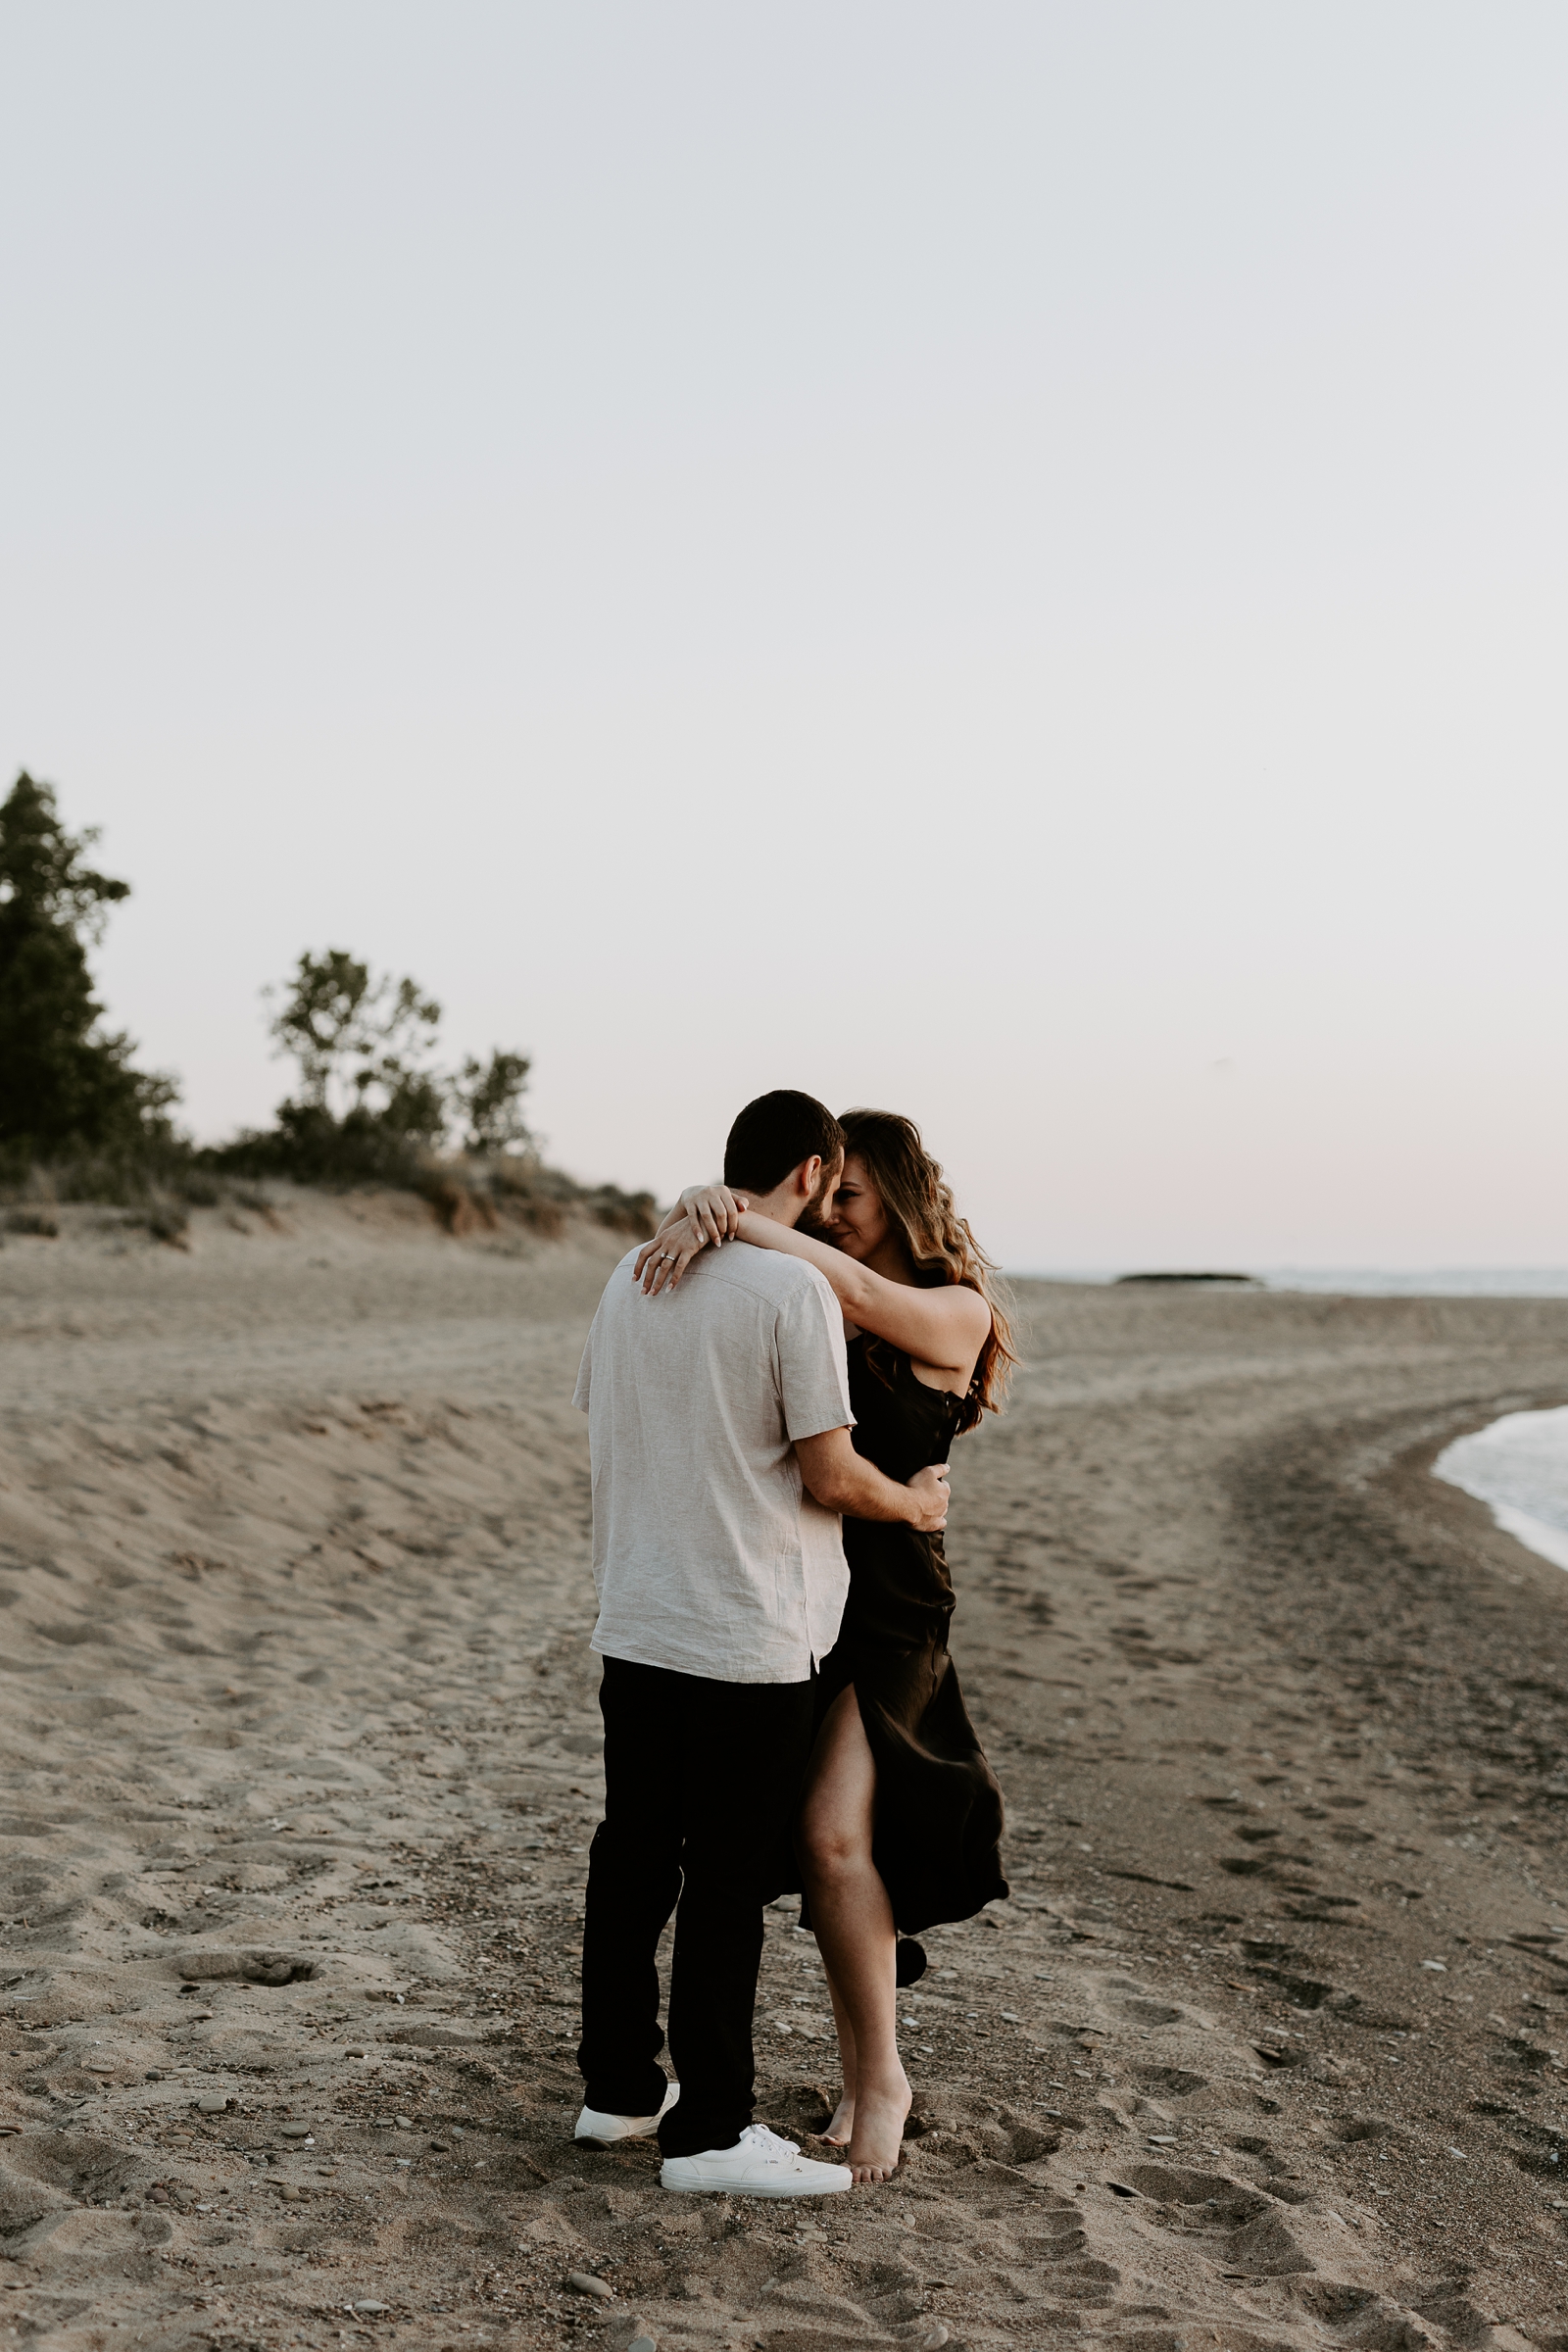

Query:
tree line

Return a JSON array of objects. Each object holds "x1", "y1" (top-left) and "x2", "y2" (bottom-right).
[{"x1": 0, "y1": 771, "x2": 652, "y2": 1233}]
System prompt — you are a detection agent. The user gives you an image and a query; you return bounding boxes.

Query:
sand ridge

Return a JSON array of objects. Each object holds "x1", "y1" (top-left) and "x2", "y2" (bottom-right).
[{"x1": 3, "y1": 1198, "x2": 1568, "y2": 2351}]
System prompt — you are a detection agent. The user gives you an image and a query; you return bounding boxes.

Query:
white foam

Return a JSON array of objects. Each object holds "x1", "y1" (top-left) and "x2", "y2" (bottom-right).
[{"x1": 1436, "y1": 1406, "x2": 1568, "y2": 1572}]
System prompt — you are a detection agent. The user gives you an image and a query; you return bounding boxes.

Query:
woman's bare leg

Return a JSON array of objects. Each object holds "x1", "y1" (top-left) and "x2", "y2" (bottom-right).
[
  {"x1": 819, "y1": 1969, "x2": 858, "y2": 2143},
  {"x1": 797, "y1": 1686, "x2": 908, "y2": 2184}
]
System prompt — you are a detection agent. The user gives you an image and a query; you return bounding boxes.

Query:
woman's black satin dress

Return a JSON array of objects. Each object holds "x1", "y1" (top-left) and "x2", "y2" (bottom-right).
[{"x1": 808, "y1": 1334, "x2": 1007, "y2": 1938}]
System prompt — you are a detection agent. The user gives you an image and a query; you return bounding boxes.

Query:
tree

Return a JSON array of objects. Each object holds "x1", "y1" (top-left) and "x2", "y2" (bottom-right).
[
  {"x1": 453, "y1": 1050, "x2": 533, "y2": 1155},
  {"x1": 0, "y1": 772, "x2": 177, "y2": 1159},
  {"x1": 258, "y1": 947, "x2": 532, "y2": 1179},
  {"x1": 267, "y1": 949, "x2": 443, "y2": 1125}
]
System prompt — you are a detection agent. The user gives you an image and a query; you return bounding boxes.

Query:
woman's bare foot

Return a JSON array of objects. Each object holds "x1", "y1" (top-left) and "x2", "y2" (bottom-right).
[
  {"x1": 846, "y1": 2073, "x2": 910, "y2": 2184},
  {"x1": 819, "y1": 2090, "x2": 855, "y2": 2146}
]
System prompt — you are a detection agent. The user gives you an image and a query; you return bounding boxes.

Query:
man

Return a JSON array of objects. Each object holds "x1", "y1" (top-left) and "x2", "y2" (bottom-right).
[{"x1": 569, "y1": 1089, "x2": 950, "y2": 2197}]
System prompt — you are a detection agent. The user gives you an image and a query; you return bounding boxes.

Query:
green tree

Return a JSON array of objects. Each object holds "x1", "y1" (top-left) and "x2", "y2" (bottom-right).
[
  {"x1": 453, "y1": 1049, "x2": 533, "y2": 1155},
  {"x1": 256, "y1": 948, "x2": 533, "y2": 1181},
  {"x1": 267, "y1": 949, "x2": 443, "y2": 1123},
  {"x1": 0, "y1": 772, "x2": 177, "y2": 1160}
]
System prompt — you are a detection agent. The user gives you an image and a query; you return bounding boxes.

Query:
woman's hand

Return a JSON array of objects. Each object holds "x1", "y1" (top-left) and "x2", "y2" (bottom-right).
[
  {"x1": 904, "y1": 1463, "x2": 951, "y2": 1533},
  {"x1": 634, "y1": 1220, "x2": 708, "y2": 1295},
  {"x1": 632, "y1": 1184, "x2": 751, "y2": 1296},
  {"x1": 671, "y1": 1183, "x2": 750, "y2": 1245}
]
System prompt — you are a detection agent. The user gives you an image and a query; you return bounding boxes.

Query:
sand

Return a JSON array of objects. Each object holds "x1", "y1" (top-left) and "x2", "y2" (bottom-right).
[{"x1": 4, "y1": 1193, "x2": 1568, "y2": 2352}]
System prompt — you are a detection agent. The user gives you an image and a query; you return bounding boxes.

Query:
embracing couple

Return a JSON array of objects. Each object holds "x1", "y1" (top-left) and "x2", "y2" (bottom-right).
[{"x1": 569, "y1": 1090, "x2": 1014, "y2": 2196}]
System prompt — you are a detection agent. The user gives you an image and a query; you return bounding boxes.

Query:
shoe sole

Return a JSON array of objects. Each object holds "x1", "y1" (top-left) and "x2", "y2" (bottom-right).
[
  {"x1": 574, "y1": 2087, "x2": 680, "y2": 2149},
  {"x1": 661, "y1": 2172, "x2": 851, "y2": 2197}
]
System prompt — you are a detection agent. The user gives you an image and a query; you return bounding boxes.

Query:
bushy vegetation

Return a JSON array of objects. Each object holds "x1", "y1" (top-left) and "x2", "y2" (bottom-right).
[
  {"x1": 413, "y1": 1157, "x2": 660, "y2": 1241},
  {"x1": 0, "y1": 774, "x2": 656, "y2": 1240},
  {"x1": 212, "y1": 946, "x2": 538, "y2": 1187}
]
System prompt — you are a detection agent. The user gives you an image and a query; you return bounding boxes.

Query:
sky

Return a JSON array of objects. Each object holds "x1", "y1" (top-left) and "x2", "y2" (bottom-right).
[{"x1": 3, "y1": 2, "x2": 1565, "y2": 1271}]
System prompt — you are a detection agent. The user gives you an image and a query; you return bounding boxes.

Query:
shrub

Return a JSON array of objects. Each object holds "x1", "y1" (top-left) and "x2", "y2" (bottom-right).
[
  {"x1": 587, "y1": 1186, "x2": 660, "y2": 1239},
  {"x1": 5, "y1": 1208, "x2": 60, "y2": 1238},
  {"x1": 210, "y1": 1101, "x2": 428, "y2": 1189}
]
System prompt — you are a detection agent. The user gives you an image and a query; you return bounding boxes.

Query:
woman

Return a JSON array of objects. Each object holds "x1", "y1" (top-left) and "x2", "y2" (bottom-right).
[{"x1": 634, "y1": 1109, "x2": 1016, "y2": 2185}]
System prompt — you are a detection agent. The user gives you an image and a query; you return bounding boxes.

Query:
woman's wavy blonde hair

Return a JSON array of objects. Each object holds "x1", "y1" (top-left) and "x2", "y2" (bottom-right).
[{"x1": 837, "y1": 1107, "x2": 1017, "y2": 1430}]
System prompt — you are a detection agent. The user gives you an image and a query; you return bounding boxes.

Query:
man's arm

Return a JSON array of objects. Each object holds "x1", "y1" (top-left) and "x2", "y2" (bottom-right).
[{"x1": 795, "y1": 1427, "x2": 949, "y2": 1532}]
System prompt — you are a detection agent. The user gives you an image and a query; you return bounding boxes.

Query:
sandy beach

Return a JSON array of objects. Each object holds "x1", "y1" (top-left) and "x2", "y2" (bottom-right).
[{"x1": 4, "y1": 1195, "x2": 1568, "y2": 2352}]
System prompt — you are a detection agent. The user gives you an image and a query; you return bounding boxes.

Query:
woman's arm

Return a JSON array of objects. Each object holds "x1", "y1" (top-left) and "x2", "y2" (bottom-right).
[
  {"x1": 647, "y1": 1184, "x2": 749, "y2": 1250},
  {"x1": 635, "y1": 1197, "x2": 990, "y2": 1375},
  {"x1": 734, "y1": 1213, "x2": 991, "y2": 1373}
]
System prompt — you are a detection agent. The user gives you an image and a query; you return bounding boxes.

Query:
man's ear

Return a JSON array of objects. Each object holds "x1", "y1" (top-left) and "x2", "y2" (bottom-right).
[{"x1": 795, "y1": 1154, "x2": 823, "y2": 1199}]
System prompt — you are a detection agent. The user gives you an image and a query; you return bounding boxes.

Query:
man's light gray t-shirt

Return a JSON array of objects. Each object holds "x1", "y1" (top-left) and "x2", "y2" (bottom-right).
[{"x1": 571, "y1": 1242, "x2": 854, "y2": 1683}]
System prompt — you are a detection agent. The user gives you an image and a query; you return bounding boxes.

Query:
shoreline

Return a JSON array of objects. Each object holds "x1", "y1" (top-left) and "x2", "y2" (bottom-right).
[{"x1": 1437, "y1": 1407, "x2": 1568, "y2": 1576}]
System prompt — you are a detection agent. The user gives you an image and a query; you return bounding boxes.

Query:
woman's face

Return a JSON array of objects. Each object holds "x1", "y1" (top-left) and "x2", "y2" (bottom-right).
[{"x1": 824, "y1": 1153, "x2": 892, "y2": 1261}]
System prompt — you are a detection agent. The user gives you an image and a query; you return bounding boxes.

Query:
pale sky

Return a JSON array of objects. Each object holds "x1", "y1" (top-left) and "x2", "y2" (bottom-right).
[{"x1": 3, "y1": 3, "x2": 1564, "y2": 1270}]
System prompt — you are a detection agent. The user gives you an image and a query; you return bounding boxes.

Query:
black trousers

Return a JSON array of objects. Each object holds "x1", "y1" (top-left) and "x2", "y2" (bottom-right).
[{"x1": 577, "y1": 1654, "x2": 815, "y2": 2159}]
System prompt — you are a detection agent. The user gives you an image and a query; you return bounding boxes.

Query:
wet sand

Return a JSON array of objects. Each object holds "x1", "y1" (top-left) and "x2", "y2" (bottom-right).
[{"x1": 4, "y1": 1195, "x2": 1568, "y2": 2352}]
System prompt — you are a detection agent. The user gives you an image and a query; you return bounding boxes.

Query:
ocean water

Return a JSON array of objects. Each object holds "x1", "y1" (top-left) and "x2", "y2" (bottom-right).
[
  {"x1": 1436, "y1": 1406, "x2": 1568, "y2": 1574},
  {"x1": 1261, "y1": 1270, "x2": 1568, "y2": 1298},
  {"x1": 1019, "y1": 1269, "x2": 1568, "y2": 1298}
]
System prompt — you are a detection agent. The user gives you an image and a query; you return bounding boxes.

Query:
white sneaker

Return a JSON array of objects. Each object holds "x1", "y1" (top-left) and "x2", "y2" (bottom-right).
[
  {"x1": 574, "y1": 2082, "x2": 680, "y2": 2147},
  {"x1": 661, "y1": 2123, "x2": 852, "y2": 2197}
]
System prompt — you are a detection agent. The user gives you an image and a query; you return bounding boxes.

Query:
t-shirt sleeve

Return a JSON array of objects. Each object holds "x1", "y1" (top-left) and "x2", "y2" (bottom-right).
[
  {"x1": 775, "y1": 1269, "x2": 854, "y2": 1443},
  {"x1": 571, "y1": 1323, "x2": 593, "y2": 1413}
]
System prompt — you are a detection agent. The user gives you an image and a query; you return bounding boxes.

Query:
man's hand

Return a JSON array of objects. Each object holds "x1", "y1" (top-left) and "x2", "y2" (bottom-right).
[
  {"x1": 795, "y1": 1429, "x2": 951, "y2": 1530},
  {"x1": 905, "y1": 1463, "x2": 951, "y2": 1533}
]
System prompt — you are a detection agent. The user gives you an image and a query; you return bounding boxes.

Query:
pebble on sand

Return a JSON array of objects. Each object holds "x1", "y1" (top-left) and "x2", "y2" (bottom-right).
[
  {"x1": 565, "y1": 2271, "x2": 614, "y2": 2299},
  {"x1": 177, "y1": 1948, "x2": 305, "y2": 1986}
]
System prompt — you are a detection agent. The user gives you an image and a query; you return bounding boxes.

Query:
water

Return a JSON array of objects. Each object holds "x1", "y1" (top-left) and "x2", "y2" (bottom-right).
[
  {"x1": 1261, "y1": 1270, "x2": 1568, "y2": 1298},
  {"x1": 1435, "y1": 1406, "x2": 1568, "y2": 1574},
  {"x1": 1017, "y1": 1269, "x2": 1568, "y2": 1298}
]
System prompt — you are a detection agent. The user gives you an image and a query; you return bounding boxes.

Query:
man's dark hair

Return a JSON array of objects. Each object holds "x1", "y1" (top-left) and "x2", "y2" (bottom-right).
[{"x1": 723, "y1": 1091, "x2": 845, "y2": 1194}]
